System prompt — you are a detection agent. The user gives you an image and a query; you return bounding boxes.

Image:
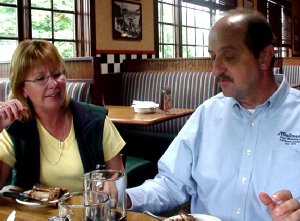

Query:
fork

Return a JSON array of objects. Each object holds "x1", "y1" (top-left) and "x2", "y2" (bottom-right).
[{"x1": 143, "y1": 211, "x2": 165, "y2": 221}]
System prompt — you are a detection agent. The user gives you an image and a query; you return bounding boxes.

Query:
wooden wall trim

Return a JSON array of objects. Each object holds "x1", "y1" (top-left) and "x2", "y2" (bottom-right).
[
  {"x1": 64, "y1": 57, "x2": 95, "y2": 80},
  {"x1": 122, "y1": 58, "x2": 213, "y2": 72},
  {"x1": 0, "y1": 57, "x2": 96, "y2": 80},
  {"x1": 282, "y1": 57, "x2": 300, "y2": 65},
  {"x1": 122, "y1": 57, "x2": 300, "y2": 73}
]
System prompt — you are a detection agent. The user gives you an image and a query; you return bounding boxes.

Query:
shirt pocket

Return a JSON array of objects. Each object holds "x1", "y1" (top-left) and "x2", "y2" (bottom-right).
[{"x1": 265, "y1": 146, "x2": 300, "y2": 198}]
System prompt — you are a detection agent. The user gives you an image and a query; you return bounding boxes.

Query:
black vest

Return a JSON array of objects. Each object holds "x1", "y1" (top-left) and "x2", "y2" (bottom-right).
[{"x1": 6, "y1": 100, "x2": 107, "y2": 189}]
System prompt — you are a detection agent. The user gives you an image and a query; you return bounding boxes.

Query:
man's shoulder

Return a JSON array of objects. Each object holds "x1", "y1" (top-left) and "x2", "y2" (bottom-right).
[
  {"x1": 193, "y1": 92, "x2": 233, "y2": 114},
  {"x1": 202, "y1": 92, "x2": 230, "y2": 106}
]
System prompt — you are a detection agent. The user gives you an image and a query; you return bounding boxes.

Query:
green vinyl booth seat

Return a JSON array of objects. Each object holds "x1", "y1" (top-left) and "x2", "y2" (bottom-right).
[{"x1": 125, "y1": 156, "x2": 156, "y2": 188}]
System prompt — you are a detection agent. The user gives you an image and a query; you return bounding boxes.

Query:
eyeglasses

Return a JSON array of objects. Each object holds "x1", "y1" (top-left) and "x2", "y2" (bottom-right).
[{"x1": 24, "y1": 71, "x2": 66, "y2": 86}]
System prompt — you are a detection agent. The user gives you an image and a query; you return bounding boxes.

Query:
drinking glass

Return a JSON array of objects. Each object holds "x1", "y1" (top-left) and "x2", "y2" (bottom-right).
[
  {"x1": 58, "y1": 191, "x2": 111, "y2": 221},
  {"x1": 84, "y1": 169, "x2": 126, "y2": 221}
]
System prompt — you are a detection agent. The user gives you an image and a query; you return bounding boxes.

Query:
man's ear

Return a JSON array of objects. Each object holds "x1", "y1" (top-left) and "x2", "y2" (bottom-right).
[{"x1": 259, "y1": 45, "x2": 274, "y2": 70}]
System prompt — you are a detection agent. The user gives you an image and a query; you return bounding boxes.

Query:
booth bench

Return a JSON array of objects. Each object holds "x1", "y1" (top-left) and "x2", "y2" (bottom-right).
[
  {"x1": 0, "y1": 79, "x2": 92, "y2": 103},
  {"x1": 117, "y1": 58, "x2": 220, "y2": 169}
]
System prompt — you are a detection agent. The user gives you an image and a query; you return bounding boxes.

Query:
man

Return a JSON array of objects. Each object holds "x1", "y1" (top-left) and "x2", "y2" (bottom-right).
[{"x1": 126, "y1": 8, "x2": 300, "y2": 221}]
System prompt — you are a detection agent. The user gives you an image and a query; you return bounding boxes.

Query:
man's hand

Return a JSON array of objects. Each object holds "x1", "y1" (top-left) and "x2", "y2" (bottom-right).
[{"x1": 259, "y1": 190, "x2": 300, "y2": 220}]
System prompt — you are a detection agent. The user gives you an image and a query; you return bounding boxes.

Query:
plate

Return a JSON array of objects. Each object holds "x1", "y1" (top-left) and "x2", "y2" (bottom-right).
[
  {"x1": 165, "y1": 214, "x2": 221, "y2": 221},
  {"x1": 15, "y1": 190, "x2": 58, "y2": 207},
  {"x1": 16, "y1": 198, "x2": 47, "y2": 207},
  {"x1": 133, "y1": 107, "x2": 156, "y2": 113}
]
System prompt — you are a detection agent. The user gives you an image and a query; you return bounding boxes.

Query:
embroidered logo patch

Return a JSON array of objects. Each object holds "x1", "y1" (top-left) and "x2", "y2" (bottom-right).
[{"x1": 278, "y1": 131, "x2": 300, "y2": 145}]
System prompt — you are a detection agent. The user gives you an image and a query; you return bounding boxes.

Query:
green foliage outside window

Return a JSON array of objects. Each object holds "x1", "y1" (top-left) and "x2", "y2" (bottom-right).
[
  {"x1": 0, "y1": 6, "x2": 17, "y2": 38},
  {"x1": 0, "y1": 0, "x2": 75, "y2": 61}
]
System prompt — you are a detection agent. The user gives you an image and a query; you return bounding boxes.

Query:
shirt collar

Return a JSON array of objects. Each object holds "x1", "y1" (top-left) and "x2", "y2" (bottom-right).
[
  {"x1": 267, "y1": 74, "x2": 289, "y2": 112},
  {"x1": 231, "y1": 74, "x2": 289, "y2": 116}
]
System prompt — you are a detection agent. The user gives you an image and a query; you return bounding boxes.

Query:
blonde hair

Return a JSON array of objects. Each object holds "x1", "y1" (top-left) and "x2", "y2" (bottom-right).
[{"x1": 9, "y1": 40, "x2": 70, "y2": 121}]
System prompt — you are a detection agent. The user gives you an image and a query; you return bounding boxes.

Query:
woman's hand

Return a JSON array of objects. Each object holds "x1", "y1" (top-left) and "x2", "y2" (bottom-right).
[
  {"x1": 259, "y1": 190, "x2": 300, "y2": 221},
  {"x1": 0, "y1": 99, "x2": 28, "y2": 131}
]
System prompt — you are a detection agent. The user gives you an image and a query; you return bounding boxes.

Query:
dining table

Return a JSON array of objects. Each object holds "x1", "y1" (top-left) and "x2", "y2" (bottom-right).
[
  {"x1": 0, "y1": 196, "x2": 158, "y2": 221},
  {"x1": 106, "y1": 105, "x2": 194, "y2": 125}
]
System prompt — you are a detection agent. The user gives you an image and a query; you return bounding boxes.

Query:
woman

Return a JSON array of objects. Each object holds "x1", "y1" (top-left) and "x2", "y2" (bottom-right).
[{"x1": 0, "y1": 40, "x2": 125, "y2": 192}]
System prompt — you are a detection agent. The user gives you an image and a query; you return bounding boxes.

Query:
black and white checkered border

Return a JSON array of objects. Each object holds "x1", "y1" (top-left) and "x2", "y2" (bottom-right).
[{"x1": 97, "y1": 53, "x2": 156, "y2": 74}]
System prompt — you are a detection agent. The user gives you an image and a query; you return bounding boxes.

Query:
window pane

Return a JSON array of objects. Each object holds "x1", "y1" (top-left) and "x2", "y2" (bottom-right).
[
  {"x1": 203, "y1": 46, "x2": 209, "y2": 57},
  {"x1": 163, "y1": 24, "x2": 174, "y2": 44},
  {"x1": 187, "y1": 27, "x2": 195, "y2": 44},
  {"x1": 159, "y1": 23, "x2": 163, "y2": 42},
  {"x1": 164, "y1": 45, "x2": 174, "y2": 58},
  {"x1": 196, "y1": 11, "x2": 210, "y2": 29},
  {"x1": 158, "y1": 3, "x2": 163, "y2": 22},
  {"x1": 214, "y1": 10, "x2": 222, "y2": 24},
  {"x1": 196, "y1": 46, "x2": 210, "y2": 57},
  {"x1": 55, "y1": 41, "x2": 76, "y2": 58},
  {"x1": 32, "y1": 10, "x2": 52, "y2": 38},
  {"x1": 186, "y1": 8, "x2": 195, "y2": 26},
  {"x1": 54, "y1": 0, "x2": 74, "y2": 11},
  {"x1": 54, "y1": 12, "x2": 75, "y2": 39},
  {"x1": 182, "y1": 27, "x2": 187, "y2": 44},
  {"x1": 159, "y1": 0, "x2": 237, "y2": 58},
  {"x1": 182, "y1": 46, "x2": 187, "y2": 58},
  {"x1": 162, "y1": 4, "x2": 174, "y2": 23},
  {"x1": 203, "y1": 29, "x2": 209, "y2": 45},
  {"x1": 187, "y1": 46, "x2": 196, "y2": 57},
  {"x1": 159, "y1": 44, "x2": 163, "y2": 58},
  {"x1": 182, "y1": 7, "x2": 186, "y2": 25},
  {"x1": 0, "y1": 0, "x2": 16, "y2": 3},
  {"x1": 31, "y1": 0, "x2": 51, "y2": 9},
  {"x1": 196, "y1": 29, "x2": 204, "y2": 45},
  {"x1": 0, "y1": 39, "x2": 17, "y2": 61},
  {"x1": 0, "y1": 6, "x2": 17, "y2": 37},
  {"x1": 196, "y1": 46, "x2": 204, "y2": 57}
]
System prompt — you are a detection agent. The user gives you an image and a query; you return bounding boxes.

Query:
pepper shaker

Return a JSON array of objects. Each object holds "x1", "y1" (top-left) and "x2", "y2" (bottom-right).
[{"x1": 159, "y1": 86, "x2": 171, "y2": 112}]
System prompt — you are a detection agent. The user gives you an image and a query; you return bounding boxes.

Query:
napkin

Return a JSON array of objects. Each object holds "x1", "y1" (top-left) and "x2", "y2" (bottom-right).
[
  {"x1": 131, "y1": 100, "x2": 159, "y2": 108},
  {"x1": 7, "y1": 210, "x2": 16, "y2": 221}
]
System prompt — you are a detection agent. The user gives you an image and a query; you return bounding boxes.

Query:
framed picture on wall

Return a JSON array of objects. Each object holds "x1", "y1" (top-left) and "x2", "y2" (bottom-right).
[
  {"x1": 112, "y1": 0, "x2": 142, "y2": 40},
  {"x1": 243, "y1": 0, "x2": 254, "y2": 9}
]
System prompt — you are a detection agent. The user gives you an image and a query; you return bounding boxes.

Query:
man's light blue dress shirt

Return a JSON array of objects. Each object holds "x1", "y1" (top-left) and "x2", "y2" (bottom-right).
[{"x1": 127, "y1": 75, "x2": 300, "y2": 221}]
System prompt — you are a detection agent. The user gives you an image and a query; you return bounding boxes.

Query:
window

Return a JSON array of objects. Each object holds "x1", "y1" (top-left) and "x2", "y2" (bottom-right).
[
  {"x1": 258, "y1": 0, "x2": 292, "y2": 57},
  {"x1": 157, "y1": 0, "x2": 237, "y2": 58},
  {"x1": 157, "y1": 0, "x2": 178, "y2": 58},
  {"x1": 0, "y1": 0, "x2": 91, "y2": 61},
  {"x1": 31, "y1": 0, "x2": 76, "y2": 58},
  {"x1": 0, "y1": 0, "x2": 18, "y2": 61},
  {"x1": 181, "y1": 3, "x2": 212, "y2": 58}
]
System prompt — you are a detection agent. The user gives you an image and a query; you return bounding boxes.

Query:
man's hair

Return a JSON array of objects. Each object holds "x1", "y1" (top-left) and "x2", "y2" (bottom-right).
[{"x1": 224, "y1": 8, "x2": 277, "y2": 60}]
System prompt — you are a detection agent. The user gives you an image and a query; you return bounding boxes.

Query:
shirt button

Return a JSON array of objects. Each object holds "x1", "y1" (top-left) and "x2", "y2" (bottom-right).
[
  {"x1": 241, "y1": 177, "x2": 247, "y2": 184},
  {"x1": 246, "y1": 149, "x2": 251, "y2": 155},
  {"x1": 236, "y1": 208, "x2": 241, "y2": 214},
  {"x1": 251, "y1": 121, "x2": 255, "y2": 126}
]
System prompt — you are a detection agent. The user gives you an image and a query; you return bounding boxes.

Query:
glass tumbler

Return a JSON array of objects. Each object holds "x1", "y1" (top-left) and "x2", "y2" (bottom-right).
[
  {"x1": 58, "y1": 191, "x2": 111, "y2": 221},
  {"x1": 84, "y1": 169, "x2": 126, "y2": 221}
]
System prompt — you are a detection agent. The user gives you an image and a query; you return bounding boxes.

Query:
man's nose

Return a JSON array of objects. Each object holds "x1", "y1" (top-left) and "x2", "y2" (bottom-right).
[{"x1": 212, "y1": 58, "x2": 226, "y2": 77}]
